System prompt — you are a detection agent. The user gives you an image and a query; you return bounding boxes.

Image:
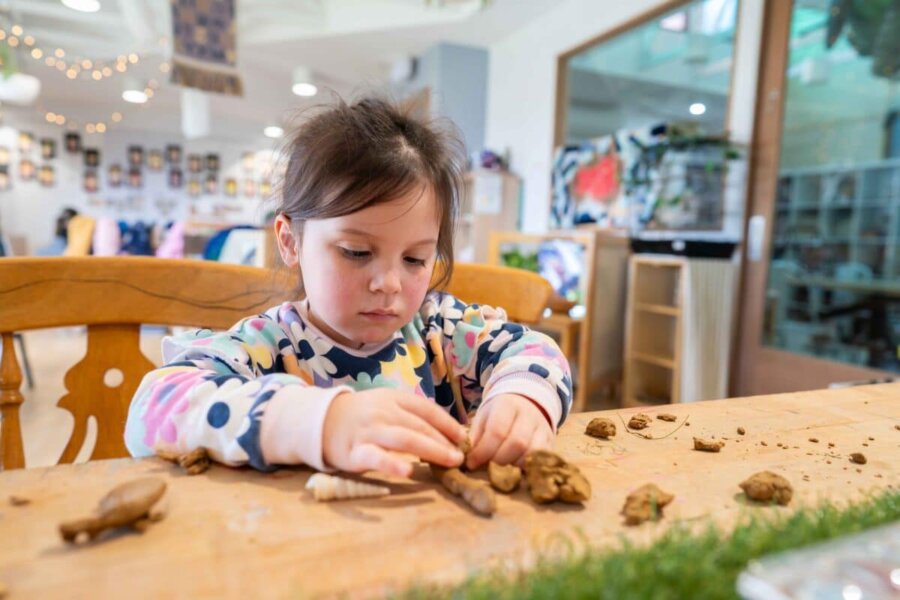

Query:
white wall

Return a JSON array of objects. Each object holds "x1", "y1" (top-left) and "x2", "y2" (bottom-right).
[{"x1": 486, "y1": 0, "x2": 764, "y2": 233}]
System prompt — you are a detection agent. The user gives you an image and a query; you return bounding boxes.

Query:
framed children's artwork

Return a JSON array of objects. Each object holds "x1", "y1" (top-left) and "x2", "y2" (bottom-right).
[
  {"x1": 128, "y1": 145, "x2": 144, "y2": 167},
  {"x1": 108, "y1": 164, "x2": 123, "y2": 187},
  {"x1": 242, "y1": 178, "x2": 256, "y2": 198},
  {"x1": 206, "y1": 153, "x2": 219, "y2": 171},
  {"x1": 18, "y1": 159, "x2": 35, "y2": 181},
  {"x1": 65, "y1": 132, "x2": 82, "y2": 154},
  {"x1": 18, "y1": 131, "x2": 33, "y2": 154},
  {"x1": 0, "y1": 146, "x2": 9, "y2": 166},
  {"x1": 166, "y1": 144, "x2": 182, "y2": 164},
  {"x1": 39, "y1": 165, "x2": 55, "y2": 187},
  {"x1": 224, "y1": 177, "x2": 237, "y2": 197},
  {"x1": 168, "y1": 167, "x2": 183, "y2": 189},
  {"x1": 187, "y1": 178, "x2": 202, "y2": 198},
  {"x1": 148, "y1": 150, "x2": 163, "y2": 171},
  {"x1": 241, "y1": 151, "x2": 254, "y2": 172},
  {"x1": 187, "y1": 154, "x2": 203, "y2": 173},
  {"x1": 83, "y1": 169, "x2": 99, "y2": 193},
  {"x1": 0, "y1": 166, "x2": 10, "y2": 191},
  {"x1": 40, "y1": 138, "x2": 56, "y2": 160},
  {"x1": 128, "y1": 168, "x2": 143, "y2": 189},
  {"x1": 84, "y1": 148, "x2": 100, "y2": 168},
  {"x1": 204, "y1": 173, "x2": 218, "y2": 194}
]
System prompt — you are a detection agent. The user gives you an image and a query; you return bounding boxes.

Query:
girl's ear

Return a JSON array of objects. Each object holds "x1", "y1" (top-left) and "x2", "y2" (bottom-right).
[{"x1": 274, "y1": 214, "x2": 300, "y2": 267}]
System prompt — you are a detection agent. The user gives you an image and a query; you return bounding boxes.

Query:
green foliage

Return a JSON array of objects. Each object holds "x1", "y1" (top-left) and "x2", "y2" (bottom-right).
[{"x1": 399, "y1": 489, "x2": 900, "y2": 600}]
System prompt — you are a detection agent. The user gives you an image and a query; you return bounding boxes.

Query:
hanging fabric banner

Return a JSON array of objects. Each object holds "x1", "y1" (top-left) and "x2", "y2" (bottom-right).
[{"x1": 170, "y1": 0, "x2": 243, "y2": 96}]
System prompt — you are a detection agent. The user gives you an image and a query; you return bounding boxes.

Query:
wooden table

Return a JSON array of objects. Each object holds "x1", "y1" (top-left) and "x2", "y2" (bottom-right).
[{"x1": 2, "y1": 384, "x2": 898, "y2": 598}]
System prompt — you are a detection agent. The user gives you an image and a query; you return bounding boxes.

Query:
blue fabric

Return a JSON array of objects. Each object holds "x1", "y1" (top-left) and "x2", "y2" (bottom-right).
[{"x1": 202, "y1": 225, "x2": 254, "y2": 261}]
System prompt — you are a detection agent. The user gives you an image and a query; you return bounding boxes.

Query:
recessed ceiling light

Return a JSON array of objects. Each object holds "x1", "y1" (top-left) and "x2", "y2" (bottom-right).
[
  {"x1": 292, "y1": 82, "x2": 318, "y2": 97},
  {"x1": 122, "y1": 89, "x2": 147, "y2": 104},
  {"x1": 264, "y1": 126, "x2": 284, "y2": 138},
  {"x1": 689, "y1": 102, "x2": 706, "y2": 116},
  {"x1": 61, "y1": 0, "x2": 101, "y2": 13}
]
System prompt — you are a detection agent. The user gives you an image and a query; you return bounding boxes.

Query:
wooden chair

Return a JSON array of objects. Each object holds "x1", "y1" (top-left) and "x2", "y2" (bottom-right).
[
  {"x1": 0, "y1": 258, "x2": 551, "y2": 470},
  {"x1": 0, "y1": 257, "x2": 295, "y2": 470}
]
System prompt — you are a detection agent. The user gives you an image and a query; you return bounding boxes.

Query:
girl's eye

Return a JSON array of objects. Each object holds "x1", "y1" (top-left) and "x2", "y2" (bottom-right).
[
  {"x1": 404, "y1": 256, "x2": 427, "y2": 267},
  {"x1": 339, "y1": 247, "x2": 370, "y2": 260}
]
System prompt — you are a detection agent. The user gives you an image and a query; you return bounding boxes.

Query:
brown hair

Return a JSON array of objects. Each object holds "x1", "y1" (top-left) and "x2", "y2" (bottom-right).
[{"x1": 277, "y1": 96, "x2": 464, "y2": 291}]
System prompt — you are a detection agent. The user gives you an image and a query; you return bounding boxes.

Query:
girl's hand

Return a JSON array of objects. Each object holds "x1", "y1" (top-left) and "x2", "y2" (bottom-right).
[
  {"x1": 322, "y1": 389, "x2": 467, "y2": 478},
  {"x1": 466, "y1": 394, "x2": 554, "y2": 470}
]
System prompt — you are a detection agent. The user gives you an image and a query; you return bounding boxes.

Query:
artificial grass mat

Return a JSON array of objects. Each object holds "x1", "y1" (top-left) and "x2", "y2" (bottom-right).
[{"x1": 399, "y1": 487, "x2": 900, "y2": 600}]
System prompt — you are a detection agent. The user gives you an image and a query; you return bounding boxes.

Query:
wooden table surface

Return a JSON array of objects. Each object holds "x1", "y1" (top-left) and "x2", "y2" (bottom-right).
[{"x1": 2, "y1": 383, "x2": 898, "y2": 599}]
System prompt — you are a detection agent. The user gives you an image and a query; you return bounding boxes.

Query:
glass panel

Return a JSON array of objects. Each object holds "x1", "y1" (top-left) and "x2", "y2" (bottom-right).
[{"x1": 763, "y1": 0, "x2": 900, "y2": 373}]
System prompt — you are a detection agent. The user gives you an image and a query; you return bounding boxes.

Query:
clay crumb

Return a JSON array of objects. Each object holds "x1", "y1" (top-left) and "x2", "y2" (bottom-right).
[
  {"x1": 9, "y1": 495, "x2": 30, "y2": 507},
  {"x1": 657, "y1": 413, "x2": 677, "y2": 422},
  {"x1": 826, "y1": 460, "x2": 832, "y2": 464},
  {"x1": 488, "y1": 462, "x2": 522, "y2": 494},
  {"x1": 863, "y1": 443, "x2": 869, "y2": 447},
  {"x1": 760, "y1": 441, "x2": 768, "y2": 446},
  {"x1": 628, "y1": 413, "x2": 652, "y2": 430},
  {"x1": 157, "y1": 447, "x2": 211, "y2": 475},
  {"x1": 808, "y1": 437, "x2": 818, "y2": 443},
  {"x1": 895, "y1": 425, "x2": 900, "y2": 431},
  {"x1": 684, "y1": 422, "x2": 691, "y2": 427},
  {"x1": 523, "y1": 450, "x2": 591, "y2": 505},
  {"x1": 868, "y1": 436, "x2": 874, "y2": 441},
  {"x1": 739, "y1": 471, "x2": 793, "y2": 505},
  {"x1": 856, "y1": 468, "x2": 862, "y2": 473},
  {"x1": 849, "y1": 452, "x2": 867, "y2": 465},
  {"x1": 693, "y1": 437, "x2": 725, "y2": 452},
  {"x1": 585, "y1": 417, "x2": 616, "y2": 439},
  {"x1": 828, "y1": 443, "x2": 835, "y2": 448},
  {"x1": 737, "y1": 427, "x2": 745, "y2": 435},
  {"x1": 621, "y1": 483, "x2": 674, "y2": 526}
]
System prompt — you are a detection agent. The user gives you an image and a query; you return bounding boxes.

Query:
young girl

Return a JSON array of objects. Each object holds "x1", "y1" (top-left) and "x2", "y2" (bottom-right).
[{"x1": 125, "y1": 97, "x2": 572, "y2": 477}]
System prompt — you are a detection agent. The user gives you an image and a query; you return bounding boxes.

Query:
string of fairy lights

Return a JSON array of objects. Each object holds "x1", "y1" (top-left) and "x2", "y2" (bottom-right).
[{"x1": 0, "y1": 20, "x2": 172, "y2": 134}]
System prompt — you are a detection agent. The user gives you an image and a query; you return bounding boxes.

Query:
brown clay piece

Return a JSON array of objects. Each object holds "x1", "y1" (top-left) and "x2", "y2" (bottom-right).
[
  {"x1": 488, "y1": 462, "x2": 522, "y2": 493},
  {"x1": 737, "y1": 427, "x2": 745, "y2": 435},
  {"x1": 628, "y1": 413, "x2": 652, "y2": 430},
  {"x1": 849, "y1": 452, "x2": 867, "y2": 465},
  {"x1": 9, "y1": 495, "x2": 30, "y2": 507},
  {"x1": 585, "y1": 417, "x2": 616, "y2": 439},
  {"x1": 59, "y1": 477, "x2": 167, "y2": 543},
  {"x1": 657, "y1": 413, "x2": 677, "y2": 422},
  {"x1": 739, "y1": 471, "x2": 793, "y2": 505},
  {"x1": 522, "y1": 450, "x2": 590, "y2": 504},
  {"x1": 693, "y1": 437, "x2": 725, "y2": 452},
  {"x1": 157, "y1": 447, "x2": 210, "y2": 475},
  {"x1": 621, "y1": 483, "x2": 674, "y2": 526},
  {"x1": 431, "y1": 465, "x2": 496, "y2": 516}
]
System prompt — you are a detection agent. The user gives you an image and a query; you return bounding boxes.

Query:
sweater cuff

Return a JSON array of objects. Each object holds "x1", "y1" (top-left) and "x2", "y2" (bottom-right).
[
  {"x1": 260, "y1": 384, "x2": 352, "y2": 471},
  {"x1": 482, "y1": 372, "x2": 563, "y2": 432}
]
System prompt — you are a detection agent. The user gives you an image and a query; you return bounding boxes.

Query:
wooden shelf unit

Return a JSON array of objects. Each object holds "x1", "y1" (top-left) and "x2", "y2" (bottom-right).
[{"x1": 623, "y1": 254, "x2": 739, "y2": 408}]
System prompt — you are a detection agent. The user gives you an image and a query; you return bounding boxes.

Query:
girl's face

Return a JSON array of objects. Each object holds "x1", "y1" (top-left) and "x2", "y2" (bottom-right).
[{"x1": 277, "y1": 186, "x2": 440, "y2": 348}]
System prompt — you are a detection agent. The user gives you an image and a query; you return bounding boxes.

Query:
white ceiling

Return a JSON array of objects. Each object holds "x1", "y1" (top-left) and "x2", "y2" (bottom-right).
[{"x1": 0, "y1": 0, "x2": 557, "y2": 142}]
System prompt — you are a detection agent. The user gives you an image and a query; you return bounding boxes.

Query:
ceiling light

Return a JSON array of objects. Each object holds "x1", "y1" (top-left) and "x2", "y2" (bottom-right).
[
  {"x1": 123, "y1": 78, "x2": 148, "y2": 103},
  {"x1": 292, "y1": 66, "x2": 317, "y2": 97},
  {"x1": 61, "y1": 0, "x2": 101, "y2": 13},
  {"x1": 264, "y1": 126, "x2": 284, "y2": 138},
  {"x1": 689, "y1": 102, "x2": 706, "y2": 116}
]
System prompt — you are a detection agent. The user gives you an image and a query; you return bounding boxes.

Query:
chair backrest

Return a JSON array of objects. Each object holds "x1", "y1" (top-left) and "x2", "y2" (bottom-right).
[
  {"x1": 438, "y1": 262, "x2": 553, "y2": 325},
  {"x1": 0, "y1": 257, "x2": 295, "y2": 470},
  {"x1": 0, "y1": 258, "x2": 551, "y2": 470}
]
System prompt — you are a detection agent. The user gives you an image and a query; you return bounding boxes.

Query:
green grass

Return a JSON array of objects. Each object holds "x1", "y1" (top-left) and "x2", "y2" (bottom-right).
[{"x1": 399, "y1": 488, "x2": 900, "y2": 600}]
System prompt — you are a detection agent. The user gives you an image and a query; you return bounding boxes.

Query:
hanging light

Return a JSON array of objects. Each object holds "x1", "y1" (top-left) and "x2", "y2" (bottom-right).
[
  {"x1": 61, "y1": 0, "x2": 101, "y2": 13},
  {"x1": 291, "y1": 67, "x2": 317, "y2": 97},
  {"x1": 264, "y1": 125, "x2": 284, "y2": 138},
  {"x1": 689, "y1": 102, "x2": 706, "y2": 116},
  {"x1": 122, "y1": 77, "x2": 147, "y2": 103}
]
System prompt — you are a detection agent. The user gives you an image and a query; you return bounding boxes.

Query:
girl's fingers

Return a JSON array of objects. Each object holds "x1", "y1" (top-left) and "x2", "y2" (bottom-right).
[
  {"x1": 466, "y1": 406, "x2": 514, "y2": 470},
  {"x1": 491, "y1": 416, "x2": 537, "y2": 466},
  {"x1": 367, "y1": 425, "x2": 464, "y2": 467},
  {"x1": 347, "y1": 442, "x2": 414, "y2": 478},
  {"x1": 392, "y1": 409, "x2": 461, "y2": 455},
  {"x1": 396, "y1": 393, "x2": 467, "y2": 445},
  {"x1": 515, "y1": 426, "x2": 554, "y2": 467}
]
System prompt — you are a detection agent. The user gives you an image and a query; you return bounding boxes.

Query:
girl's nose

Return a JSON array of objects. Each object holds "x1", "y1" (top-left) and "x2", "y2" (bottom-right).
[{"x1": 370, "y1": 266, "x2": 401, "y2": 295}]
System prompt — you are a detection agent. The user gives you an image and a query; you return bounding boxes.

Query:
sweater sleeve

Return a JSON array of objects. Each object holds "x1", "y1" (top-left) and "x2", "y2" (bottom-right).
[
  {"x1": 422, "y1": 293, "x2": 573, "y2": 430},
  {"x1": 124, "y1": 305, "x2": 350, "y2": 471}
]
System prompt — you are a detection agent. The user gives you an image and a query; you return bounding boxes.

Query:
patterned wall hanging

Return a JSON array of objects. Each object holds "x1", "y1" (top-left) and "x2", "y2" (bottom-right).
[{"x1": 170, "y1": 0, "x2": 243, "y2": 96}]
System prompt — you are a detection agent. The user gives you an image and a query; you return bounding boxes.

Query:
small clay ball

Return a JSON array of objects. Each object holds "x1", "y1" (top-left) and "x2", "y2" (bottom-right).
[
  {"x1": 585, "y1": 417, "x2": 616, "y2": 439},
  {"x1": 488, "y1": 462, "x2": 522, "y2": 493},
  {"x1": 739, "y1": 471, "x2": 793, "y2": 505}
]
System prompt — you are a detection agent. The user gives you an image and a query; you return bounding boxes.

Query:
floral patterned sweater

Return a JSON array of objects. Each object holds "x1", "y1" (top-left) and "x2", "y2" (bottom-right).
[{"x1": 124, "y1": 292, "x2": 572, "y2": 471}]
